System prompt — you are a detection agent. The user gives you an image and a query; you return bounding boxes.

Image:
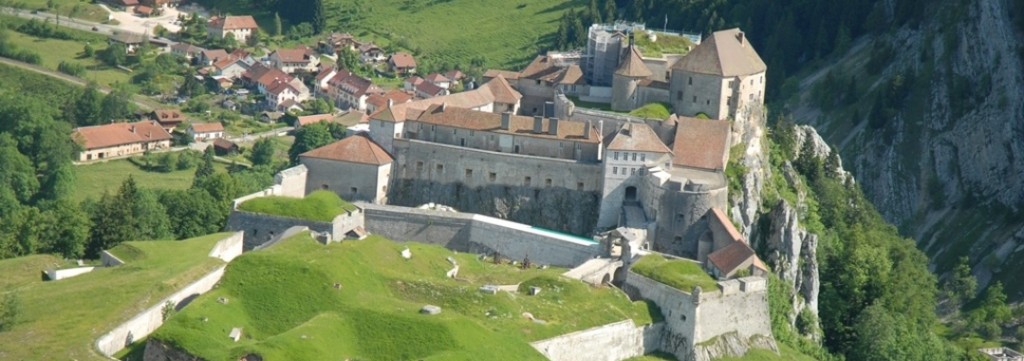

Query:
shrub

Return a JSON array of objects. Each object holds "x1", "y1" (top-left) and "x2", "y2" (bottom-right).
[
  {"x1": 58, "y1": 61, "x2": 86, "y2": 77},
  {"x1": 0, "y1": 293, "x2": 20, "y2": 332}
]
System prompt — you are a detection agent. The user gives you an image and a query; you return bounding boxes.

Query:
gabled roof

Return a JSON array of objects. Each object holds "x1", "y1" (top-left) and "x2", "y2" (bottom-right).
[
  {"x1": 710, "y1": 208, "x2": 743, "y2": 243},
  {"x1": 170, "y1": 42, "x2": 204, "y2": 54},
  {"x1": 425, "y1": 73, "x2": 449, "y2": 83},
  {"x1": 213, "y1": 138, "x2": 238, "y2": 150},
  {"x1": 327, "y1": 71, "x2": 380, "y2": 98},
  {"x1": 109, "y1": 31, "x2": 145, "y2": 44},
  {"x1": 152, "y1": 109, "x2": 185, "y2": 123},
  {"x1": 707, "y1": 241, "x2": 758, "y2": 277},
  {"x1": 480, "y1": 75, "x2": 521, "y2": 104},
  {"x1": 671, "y1": 116, "x2": 731, "y2": 170},
  {"x1": 208, "y1": 15, "x2": 259, "y2": 31},
  {"x1": 272, "y1": 46, "x2": 314, "y2": 63},
  {"x1": 415, "y1": 81, "x2": 445, "y2": 97},
  {"x1": 369, "y1": 76, "x2": 522, "y2": 123},
  {"x1": 367, "y1": 89, "x2": 414, "y2": 110},
  {"x1": 415, "y1": 105, "x2": 600, "y2": 143},
  {"x1": 606, "y1": 122, "x2": 672, "y2": 153},
  {"x1": 201, "y1": 49, "x2": 229, "y2": 62},
  {"x1": 300, "y1": 135, "x2": 393, "y2": 165},
  {"x1": 520, "y1": 55, "x2": 561, "y2": 80},
  {"x1": 444, "y1": 69, "x2": 465, "y2": 80},
  {"x1": 389, "y1": 52, "x2": 417, "y2": 68},
  {"x1": 615, "y1": 46, "x2": 652, "y2": 78},
  {"x1": 483, "y1": 69, "x2": 520, "y2": 81},
  {"x1": 73, "y1": 120, "x2": 172, "y2": 150},
  {"x1": 315, "y1": 66, "x2": 337, "y2": 82},
  {"x1": 672, "y1": 28, "x2": 766, "y2": 77},
  {"x1": 190, "y1": 122, "x2": 224, "y2": 133}
]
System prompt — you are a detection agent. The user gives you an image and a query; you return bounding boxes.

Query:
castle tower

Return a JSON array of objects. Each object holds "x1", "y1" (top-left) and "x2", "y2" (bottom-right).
[
  {"x1": 669, "y1": 28, "x2": 766, "y2": 121},
  {"x1": 598, "y1": 121, "x2": 673, "y2": 228},
  {"x1": 611, "y1": 38, "x2": 653, "y2": 112}
]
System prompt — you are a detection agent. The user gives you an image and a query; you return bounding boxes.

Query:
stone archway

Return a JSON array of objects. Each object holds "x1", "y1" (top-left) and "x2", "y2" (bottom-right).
[{"x1": 624, "y1": 186, "x2": 638, "y2": 202}]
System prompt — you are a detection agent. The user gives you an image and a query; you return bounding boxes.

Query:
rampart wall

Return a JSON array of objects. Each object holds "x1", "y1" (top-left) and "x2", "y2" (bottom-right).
[
  {"x1": 389, "y1": 139, "x2": 603, "y2": 235},
  {"x1": 95, "y1": 232, "x2": 243, "y2": 357},
  {"x1": 361, "y1": 203, "x2": 601, "y2": 267},
  {"x1": 225, "y1": 209, "x2": 362, "y2": 250},
  {"x1": 530, "y1": 320, "x2": 663, "y2": 361}
]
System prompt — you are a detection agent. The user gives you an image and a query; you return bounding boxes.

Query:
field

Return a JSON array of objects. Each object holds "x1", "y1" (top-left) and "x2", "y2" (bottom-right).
[
  {"x1": 0, "y1": 233, "x2": 231, "y2": 361},
  {"x1": 74, "y1": 156, "x2": 231, "y2": 203},
  {"x1": 0, "y1": 60, "x2": 80, "y2": 104},
  {"x1": 153, "y1": 232, "x2": 657, "y2": 360},
  {"x1": 4, "y1": 0, "x2": 111, "y2": 22},
  {"x1": 195, "y1": 0, "x2": 585, "y2": 70},
  {"x1": 236, "y1": 190, "x2": 357, "y2": 221},
  {"x1": 0, "y1": 18, "x2": 131, "y2": 86},
  {"x1": 630, "y1": 254, "x2": 719, "y2": 292}
]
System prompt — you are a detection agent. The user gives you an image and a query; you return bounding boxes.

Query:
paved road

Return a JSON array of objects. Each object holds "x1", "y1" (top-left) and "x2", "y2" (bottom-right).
[
  {"x1": 0, "y1": 56, "x2": 158, "y2": 110},
  {"x1": 0, "y1": 7, "x2": 121, "y2": 36}
]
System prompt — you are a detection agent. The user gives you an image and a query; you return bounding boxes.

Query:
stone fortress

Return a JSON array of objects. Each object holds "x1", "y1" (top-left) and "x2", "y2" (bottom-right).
[{"x1": 225, "y1": 27, "x2": 775, "y2": 361}]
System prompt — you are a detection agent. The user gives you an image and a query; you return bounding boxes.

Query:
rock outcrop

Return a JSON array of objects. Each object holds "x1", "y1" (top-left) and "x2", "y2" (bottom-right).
[
  {"x1": 143, "y1": 339, "x2": 203, "y2": 361},
  {"x1": 759, "y1": 200, "x2": 820, "y2": 318},
  {"x1": 694, "y1": 333, "x2": 779, "y2": 361}
]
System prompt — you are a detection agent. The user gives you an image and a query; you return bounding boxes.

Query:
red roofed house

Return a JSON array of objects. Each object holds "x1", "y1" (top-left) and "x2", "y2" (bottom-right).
[
  {"x1": 293, "y1": 113, "x2": 337, "y2": 128},
  {"x1": 424, "y1": 73, "x2": 450, "y2": 89},
  {"x1": 72, "y1": 120, "x2": 172, "y2": 161},
  {"x1": 299, "y1": 135, "x2": 393, "y2": 204},
  {"x1": 268, "y1": 46, "x2": 320, "y2": 74},
  {"x1": 149, "y1": 109, "x2": 186, "y2": 132},
  {"x1": 187, "y1": 122, "x2": 225, "y2": 141},
  {"x1": 207, "y1": 15, "x2": 259, "y2": 44},
  {"x1": 702, "y1": 208, "x2": 768, "y2": 279},
  {"x1": 315, "y1": 68, "x2": 383, "y2": 111},
  {"x1": 365, "y1": 89, "x2": 413, "y2": 114},
  {"x1": 388, "y1": 52, "x2": 416, "y2": 76}
]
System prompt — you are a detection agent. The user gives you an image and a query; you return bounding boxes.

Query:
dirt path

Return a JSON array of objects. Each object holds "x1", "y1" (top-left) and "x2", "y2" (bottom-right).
[{"x1": 0, "y1": 56, "x2": 159, "y2": 110}]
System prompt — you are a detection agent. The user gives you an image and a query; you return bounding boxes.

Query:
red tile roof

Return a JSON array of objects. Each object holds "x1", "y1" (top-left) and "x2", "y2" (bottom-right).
[
  {"x1": 424, "y1": 73, "x2": 449, "y2": 83},
  {"x1": 295, "y1": 114, "x2": 336, "y2": 127},
  {"x1": 710, "y1": 208, "x2": 743, "y2": 243},
  {"x1": 190, "y1": 122, "x2": 224, "y2": 133},
  {"x1": 483, "y1": 69, "x2": 520, "y2": 81},
  {"x1": 208, "y1": 15, "x2": 259, "y2": 31},
  {"x1": 707, "y1": 241, "x2": 756, "y2": 277},
  {"x1": 300, "y1": 135, "x2": 393, "y2": 165},
  {"x1": 671, "y1": 116, "x2": 731, "y2": 170},
  {"x1": 607, "y1": 122, "x2": 672, "y2": 153},
  {"x1": 672, "y1": 28, "x2": 766, "y2": 77},
  {"x1": 73, "y1": 120, "x2": 171, "y2": 150},
  {"x1": 152, "y1": 109, "x2": 185, "y2": 123},
  {"x1": 389, "y1": 52, "x2": 417, "y2": 69},
  {"x1": 272, "y1": 46, "x2": 314, "y2": 63},
  {"x1": 369, "y1": 76, "x2": 521, "y2": 122},
  {"x1": 415, "y1": 81, "x2": 445, "y2": 97},
  {"x1": 616, "y1": 46, "x2": 653, "y2": 77},
  {"x1": 444, "y1": 69, "x2": 465, "y2": 80},
  {"x1": 201, "y1": 49, "x2": 229, "y2": 62}
]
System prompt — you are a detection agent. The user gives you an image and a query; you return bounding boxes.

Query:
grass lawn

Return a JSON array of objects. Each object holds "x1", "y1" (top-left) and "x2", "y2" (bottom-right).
[
  {"x1": 631, "y1": 254, "x2": 719, "y2": 292},
  {"x1": 10, "y1": 0, "x2": 111, "y2": 22},
  {"x1": 0, "y1": 22, "x2": 131, "y2": 87},
  {"x1": 0, "y1": 233, "x2": 232, "y2": 361},
  {"x1": 154, "y1": 233, "x2": 657, "y2": 360},
  {"x1": 716, "y1": 344, "x2": 820, "y2": 361},
  {"x1": 74, "y1": 156, "x2": 230, "y2": 203},
  {"x1": 237, "y1": 190, "x2": 357, "y2": 222},
  {"x1": 629, "y1": 102, "x2": 672, "y2": 120},
  {"x1": 634, "y1": 31, "x2": 694, "y2": 58},
  {"x1": 566, "y1": 95, "x2": 615, "y2": 111},
  {"x1": 195, "y1": 0, "x2": 584, "y2": 70}
]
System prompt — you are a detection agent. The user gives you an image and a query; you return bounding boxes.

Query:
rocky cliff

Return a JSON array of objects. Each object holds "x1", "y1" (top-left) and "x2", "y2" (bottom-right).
[{"x1": 788, "y1": 0, "x2": 1024, "y2": 298}]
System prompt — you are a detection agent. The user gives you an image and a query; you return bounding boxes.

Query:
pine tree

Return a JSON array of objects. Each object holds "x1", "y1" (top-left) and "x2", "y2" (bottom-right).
[
  {"x1": 630, "y1": 0, "x2": 643, "y2": 21},
  {"x1": 273, "y1": 12, "x2": 283, "y2": 37},
  {"x1": 312, "y1": 0, "x2": 327, "y2": 34},
  {"x1": 587, "y1": 0, "x2": 602, "y2": 24},
  {"x1": 603, "y1": 0, "x2": 616, "y2": 23}
]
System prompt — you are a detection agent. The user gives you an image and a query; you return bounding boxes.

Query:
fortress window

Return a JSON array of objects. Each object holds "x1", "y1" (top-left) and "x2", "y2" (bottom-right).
[
  {"x1": 416, "y1": 161, "x2": 424, "y2": 171},
  {"x1": 545, "y1": 178, "x2": 552, "y2": 187},
  {"x1": 676, "y1": 213, "x2": 684, "y2": 223},
  {"x1": 631, "y1": 168, "x2": 636, "y2": 175},
  {"x1": 641, "y1": 154, "x2": 646, "y2": 162},
  {"x1": 750, "y1": 93, "x2": 754, "y2": 101},
  {"x1": 350, "y1": 187, "x2": 358, "y2": 194},
  {"x1": 465, "y1": 169, "x2": 473, "y2": 178},
  {"x1": 453, "y1": 128, "x2": 457, "y2": 135},
  {"x1": 750, "y1": 78, "x2": 754, "y2": 86},
  {"x1": 436, "y1": 164, "x2": 444, "y2": 172},
  {"x1": 614, "y1": 152, "x2": 619, "y2": 160},
  {"x1": 460, "y1": 138, "x2": 466, "y2": 146},
  {"x1": 514, "y1": 145, "x2": 520, "y2": 153},
  {"x1": 692, "y1": 96, "x2": 697, "y2": 103},
  {"x1": 577, "y1": 182, "x2": 584, "y2": 191},
  {"x1": 688, "y1": 77, "x2": 692, "y2": 85},
  {"x1": 727, "y1": 96, "x2": 732, "y2": 106},
  {"x1": 524, "y1": 176, "x2": 531, "y2": 186},
  {"x1": 489, "y1": 172, "x2": 497, "y2": 181},
  {"x1": 676, "y1": 91, "x2": 682, "y2": 100},
  {"x1": 632, "y1": 153, "x2": 637, "y2": 161},
  {"x1": 613, "y1": 167, "x2": 618, "y2": 174},
  {"x1": 675, "y1": 236, "x2": 682, "y2": 243},
  {"x1": 706, "y1": 100, "x2": 711, "y2": 105}
]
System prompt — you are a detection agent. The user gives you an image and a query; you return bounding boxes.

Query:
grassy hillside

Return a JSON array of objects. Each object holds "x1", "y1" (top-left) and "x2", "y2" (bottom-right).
[
  {"x1": 631, "y1": 254, "x2": 719, "y2": 291},
  {"x1": 196, "y1": 0, "x2": 584, "y2": 70},
  {"x1": 0, "y1": 233, "x2": 231, "y2": 361},
  {"x1": 154, "y1": 232, "x2": 657, "y2": 360},
  {"x1": 75, "y1": 157, "x2": 231, "y2": 203}
]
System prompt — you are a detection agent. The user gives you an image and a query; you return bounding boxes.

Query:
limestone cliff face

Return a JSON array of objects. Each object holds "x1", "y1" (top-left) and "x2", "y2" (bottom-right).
[
  {"x1": 789, "y1": 0, "x2": 1024, "y2": 296},
  {"x1": 389, "y1": 179, "x2": 601, "y2": 236},
  {"x1": 143, "y1": 339, "x2": 204, "y2": 361}
]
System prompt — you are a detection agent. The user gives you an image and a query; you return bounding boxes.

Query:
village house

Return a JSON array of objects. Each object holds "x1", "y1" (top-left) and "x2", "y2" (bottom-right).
[
  {"x1": 314, "y1": 67, "x2": 383, "y2": 111},
  {"x1": 243, "y1": 63, "x2": 310, "y2": 108},
  {"x1": 149, "y1": 109, "x2": 186, "y2": 132},
  {"x1": 207, "y1": 15, "x2": 259, "y2": 43},
  {"x1": 212, "y1": 138, "x2": 239, "y2": 155},
  {"x1": 134, "y1": 5, "x2": 155, "y2": 17},
  {"x1": 358, "y1": 43, "x2": 386, "y2": 63},
  {"x1": 293, "y1": 113, "x2": 337, "y2": 128},
  {"x1": 365, "y1": 89, "x2": 413, "y2": 114},
  {"x1": 299, "y1": 134, "x2": 393, "y2": 204},
  {"x1": 424, "y1": 73, "x2": 451, "y2": 89},
  {"x1": 170, "y1": 43, "x2": 204, "y2": 61},
  {"x1": 72, "y1": 120, "x2": 172, "y2": 162},
  {"x1": 108, "y1": 32, "x2": 147, "y2": 54},
  {"x1": 268, "y1": 46, "x2": 321, "y2": 74},
  {"x1": 485, "y1": 54, "x2": 587, "y2": 115},
  {"x1": 444, "y1": 69, "x2": 465, "y2": 84},
  {"x1": 388, "y1": 52, "x2": 417, "y2": 76},
  {"x1": 318, "y1": 32, "x2": 360, "y2": 54},
  {"x1": 703, "y1": 209, "x2": 768, "y2": 279},
  {"x1": 106, "y1": 0, "x2": 138, "y2": 11},
  {"x1": 198, "y1": 49, "x2": 230, "y2": 67},
  {"x1": 187, "y1": 122, "x2": 225, "y2": 141}
]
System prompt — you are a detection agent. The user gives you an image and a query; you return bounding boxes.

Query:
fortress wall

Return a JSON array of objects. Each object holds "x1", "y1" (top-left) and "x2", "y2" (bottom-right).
[
  {"x1": 621, "y1": 271, "x2": 697, "y2": 359},
  {"x1": 694, "y1": 277, "x2": 772, "y2": 343},
  {"x1": 530, "y1": 320, "x2": 656, "y2": 361},
  {"x1": 389, "y1": 139, "x2": 603, "y2": 235},
  {"x1": 361, "y1": 204, "x2": 601, "y2": 268},
  {"x1": 206, "y1": 231, "x2": 244, "y2": 262},
  {"x1": 226, "y1": 211, "x2": 336, "y2": 250},
  {"x1": 641, "y1": 174, "x2": 727, "y2": 258}
]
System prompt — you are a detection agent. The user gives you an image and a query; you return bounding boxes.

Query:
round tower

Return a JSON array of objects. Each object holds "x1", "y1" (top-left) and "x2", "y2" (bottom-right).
[{"x1": 611, "y1": 39, "x2": 652, "y2": 112}]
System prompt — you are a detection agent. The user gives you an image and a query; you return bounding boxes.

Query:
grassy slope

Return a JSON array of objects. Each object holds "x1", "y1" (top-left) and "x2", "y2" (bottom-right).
[
  {"x1": 236, "y1": 190, "x2": 357, "y2": 221},
  {"x1": 198, "y1": 0, "x2": 583, "y2": 70},
  {"x1": 631, "y1": 254, "x2": 719, "y2": 292},
  {"x1": 154, "y1": 233, "x2": 656, "y2": 360},
  {"x1": 0, "y1": 14, "x2": 131, "y2": 86},
  {"x1": 9, "y1": 0, "x2": 110, "y2": 22},
  {"x1": 74, "y1": 157, "x2": 230, "y2": 203},
  {"x1": 0, "y1": 233, "x2": 231, "y2": 361}
]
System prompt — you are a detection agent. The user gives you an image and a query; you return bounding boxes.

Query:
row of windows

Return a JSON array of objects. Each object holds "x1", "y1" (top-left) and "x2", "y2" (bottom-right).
[
  {"x1": 414, "y1": 161, "x2": 585, "y2": 190},
  {"x1": 612, "y1": 152, "x2": 646, "y2": 162},
  {"x1": 611, "y1": 167, "x2": 644, "y2": 176}
]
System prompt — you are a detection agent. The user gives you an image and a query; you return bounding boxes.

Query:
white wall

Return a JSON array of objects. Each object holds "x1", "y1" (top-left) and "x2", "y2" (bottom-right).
[
  {"x1": 45, "y1": 267, "x2": 97, "y2": 281},
  {"x1": 531, "y1": 320, "x2": 657, "y2": 361}
]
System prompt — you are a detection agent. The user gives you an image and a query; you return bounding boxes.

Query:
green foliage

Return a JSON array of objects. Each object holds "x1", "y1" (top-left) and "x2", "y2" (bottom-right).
[
  {"x1": 0, "y1": 292, "x2": 20, "y2": 332},
  {"x1": 56, "y1": 61, "x2": 85, "y2": 77},
  {"x1": 98, "y1": 86, "x2": 136, "y2": 122},
  {"x1": 0, "y1": 27, "x2": 42, "y2": 64},
  {"x1": 238, "y1": 190, "x2": 356, "y2": 222},
  {"x1": 288, "y1": 121, "x2": 338, "y2": 164},
  {"x1": 98, "y1": 42, "x2": 126, "y2": 67},
  {"x1": 965, "y1": 282, "x2": 1012, "y2": 340},
  {"x1": 160, "y1": 189, "x2": 225, "y2": 239},
  {"x1": 273, "y1": 12, "x2": 283, "y2": 37},
  {"x1": 944, "y1": 256, "x2": 977, "y2": 310},
  {"x1": 67, "y1": 82, "x2": 103, "y2": 126},
  {"x1": 630, "y1": 255, "x2": 719, "y2": 292},
  {"x1": 628, "y1": 103, "x2": 672, "y2": 120},
  {"x1": 249, "y1": 137, "x2": 276, "y2": 167}
]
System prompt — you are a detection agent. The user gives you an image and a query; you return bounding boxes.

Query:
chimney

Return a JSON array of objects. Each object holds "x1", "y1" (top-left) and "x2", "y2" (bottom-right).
[
  {"x1": 548, "y1": 117, "x2": 559, "y2": 135},
  {"x1": 387, "y1": 98, "x2": 394, "y2": 107},
  {"x1": 737, "y1": 31, "x2": 745, "y2": 46},
  {"x1": 533, "y1": 116, "x2": 543, "y2": 134},
  {"x1": 628, "y1": 32, "x2": 635, "y2": 48},
  {"x1": 500, "y1": 112, "x2": 511, "y2": 130},
  {"x1": 584, "y1": 120, "x2": 592, "y2": 139},
  {"x1": 129, "y1": 125, "x2": 136, "y2": 133}
]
